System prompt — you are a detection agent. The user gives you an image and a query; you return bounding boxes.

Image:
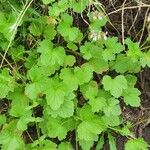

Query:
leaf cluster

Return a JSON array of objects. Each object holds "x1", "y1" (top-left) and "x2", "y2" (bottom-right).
[{"x1": 0, "y1": 0, "x2": 149, "y2": 150}]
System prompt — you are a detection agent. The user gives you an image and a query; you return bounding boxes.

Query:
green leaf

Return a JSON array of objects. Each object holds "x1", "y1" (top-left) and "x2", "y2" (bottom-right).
[
  {"x1": 125, "y1": 138, "x2": 148, "y2": 150},
  {"x1": 37, "y1": 40, "x2": 66, "y2": 68},
  {"x1": 77, "y1": 119, "x2": 106, "y2": 141},
  {"x1": 80, "y1": 81, "x2": 98, "y2": 100},
  {"x1": 25, "y1": 79, "x2": 48, "y2": 100},
  {"x1": 96, "y1": 134, "x2": 104, "y2": 150},
  {"x1": 104, "y1": 37, "x2": 124, "y2": 53},
  {"x1": 63, "y1": 55, "x2": 76, "y2": 67},
  {"x1": 29, "y1": 20, "x2": 44, "y2": 36},
  {"x1": 122, "y1": 88, "x2": 141, "y2": 107},
  {"x1": 40, "y1": 116, "x2": 76, "y2": 140},
  {"x1": 60, "y1": 68, "x2": 79, "y2": 91},
  {"x1": 140, "y1": 50, "x2": 150, "y2": 67},
  {"x1": 119, "y1": 124, "x2": 132, "y2": 136},
  {"x1": 70, "y1": 0, "x2": 89, "y2": 13},
  {"x1": 80, "y1": 42, "x2": 94, "y2": 60},
  {"x1": 102, "y1": 50, "x2": 116, "y2": 61},
  {"x1": 31, "y1": 139, "x2": 57, "y2": 150},
  {"x1": 16, "y1": 116, "x2": 32, "y2": 131},
  {"x1": 89, "y1": 56, "x2": 109, "y2": 73},
  {"x1": 125, "y1": 75, "x2": 137, "y2": 87},
  {"x1": 79, "y1": 139, "x2": 95, "y2": 150},
  {"x1": 25, "y1": 51, "x2": 38, "y2": 69},
  {"x1": 125, "y1": 38, "x2": 142, "y2": 62},
  {"x1": 90, "y1": 19, "x2": 107, "y2": 33},
  {"x1": 78, "y1": 105, "x2": 96, "y2": 121},
  {"x1": 103, "y1": 98, "x2": 121, "y2": 117},
  {"x1": 68, "y1": 27, "x2": 81, "y2": 41},
  {"x1": 45, "y1": 99, "x2": 74, "y2": 118},
  {"x1": 49, "y1": 0, "x2": 69, "y2": 17},
  {"x1": 0, "y1": 115, "x2": 6, "y2": 125},
  {"x1": 37, "y1": 39, "x2": 53, "y2": 53},
  {"x1": 45, "y1": 79, "x2": 66, "y2": 110},
  {"x1": 0, "y1": 121, "x2": 25, "y2": 150},
  {"x1": 61, "y1": 13, "x2": 73, "y2": 25},
  {"x1": 0, "y1": 12, "x2": 17, "y2": 41},
  {"x1": 57, "y1": 14, "x2": 82, "y2": 42},
  {"x1": 98, "y1": 89, "x2": 112, "y2": 99},
  {"x1": 39, "y1": 46, "x2": 66, "y2": 66},
  {"x1": 89, "y1": 11, "x2": 107, "y2": 31},
  {"x1": 77, "y1": 106, "x2": 106, "y2": 141},
  {"x1": 42, "y1": 0, "x2": 55, "y2": 4},
  {"x1": 42, "y1": 140, "x2": 57, "y2": 150},
  {"x1": 108, "y1": 133, "x2": 117, "y2": 150},
  {"x1": 80, "y1": 42, "x2": 109, "y2": 73},
  {"x1": 0, "y1": 132, "x2": 24, "y2": 150},
  {"x1": 57, "y1": 23, "x2": 80, "y2": 42},
  {"x1": 25, "y1": 65, "x2": 55, "y2": 100},
  {"x1": 89, "y1": 97, "x2": 107, "y2": 113},
  {"x1": 102, "y1": 37, "x2": 124, "y2": 61},
  {"x1": 111, "y1": 55, "x2": 141, "y2": 73},
  {"x1": 102, "y1": 75, "x2": 127, "y2": 98},
  {"x1": 27, "y1": 65, "x2": 54, "y2": 82},
  {"x1": 74, "y1": 63, "x2": 93, "y2": 85},
  {"x1": 58, "y1": 142, "x2": 73, "y2": 150},
  {"x1": 9, "y1": 45, "x2": 24, "y2": 61},
  {"x1": 67, "y1": 42, "x2": 78, "y2": 51},
  {"x1": 8, "y1": 88, "x2": 30, "y2": 117},
  {"x1": 102, "y1": 115, "x2": 121, "y2": 127},
  {"x1": 0, "y1": 69, "x2": 15, "y2": 98},
  {"x1": 43, "y1": 24, "x2": 56, "y2": 40},
  {"x1": 8, "y1": 87, "x2": 34, "y2": 130},
  {"x1": 93, "y1": 54, "x2": 108, "y2": 72}
]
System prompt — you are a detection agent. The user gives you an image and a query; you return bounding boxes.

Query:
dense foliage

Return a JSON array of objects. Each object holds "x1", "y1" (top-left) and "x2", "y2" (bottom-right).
[{"x1": 0, "y1": 0, "x2": 150, "y2": 149}]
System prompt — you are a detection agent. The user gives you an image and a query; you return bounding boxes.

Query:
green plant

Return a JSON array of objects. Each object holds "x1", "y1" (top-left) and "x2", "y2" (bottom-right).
[{"x1": 0, "y1": 0, "x2": 150, "y2": 150}]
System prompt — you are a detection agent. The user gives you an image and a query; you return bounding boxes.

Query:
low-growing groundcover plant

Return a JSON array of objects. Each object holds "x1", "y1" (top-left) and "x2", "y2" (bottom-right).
[{"x1": 0, "y1": 0, "x2": 150, "y2": 149}]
